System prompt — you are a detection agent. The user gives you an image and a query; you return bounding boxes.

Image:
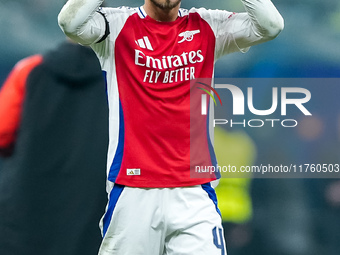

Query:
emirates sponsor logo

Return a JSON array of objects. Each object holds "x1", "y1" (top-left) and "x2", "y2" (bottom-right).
[
  {"x1": 134, "y1": 49, "x2": 205, "y2": 84},
  {"x1": 135, "y1": 49, "x2": 204, "y2": 70}
]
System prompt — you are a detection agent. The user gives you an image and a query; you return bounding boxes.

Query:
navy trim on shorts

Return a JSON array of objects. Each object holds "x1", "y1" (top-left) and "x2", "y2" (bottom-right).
[
  {"x1": 201, "y1": 183, "x2": 221, "y2": 216},
  {"x1": 102, "y1": 184, "x2": 125, "y2": 237}
]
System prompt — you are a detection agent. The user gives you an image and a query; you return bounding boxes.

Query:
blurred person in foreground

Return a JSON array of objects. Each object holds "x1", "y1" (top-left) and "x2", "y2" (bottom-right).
[
  {"x1": 0, "y1": 39, "x2": 109, "y2": 254},
  {"x1": 58, "y1": 0, "x2": 283, "y2": 254}
]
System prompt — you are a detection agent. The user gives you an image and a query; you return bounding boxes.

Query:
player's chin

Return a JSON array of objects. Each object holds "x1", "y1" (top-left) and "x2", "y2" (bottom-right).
[
  {"x1": 169, "y1": 0, "x2": 181, "y2": 7},
  {"x1": 165, "y1": 0, "x2": 181, "y2": 10},
  {"x1": 152, "y1": 0, "x2": 181, "y2": 10}
]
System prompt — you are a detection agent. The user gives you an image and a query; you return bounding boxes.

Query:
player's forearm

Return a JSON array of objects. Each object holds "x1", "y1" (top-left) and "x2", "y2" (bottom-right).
[
  {"x1": 241, "y1": 0, "x2": 284, "y2": 39},
  {"x1": 58, "y1": 0, "x2": 104, "y2": 44}
]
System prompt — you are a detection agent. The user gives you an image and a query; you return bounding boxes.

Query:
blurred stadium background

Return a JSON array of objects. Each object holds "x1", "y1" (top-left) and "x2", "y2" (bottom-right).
[{"x1": 1, "y1": 0, "x2": 340, "y2": 254}]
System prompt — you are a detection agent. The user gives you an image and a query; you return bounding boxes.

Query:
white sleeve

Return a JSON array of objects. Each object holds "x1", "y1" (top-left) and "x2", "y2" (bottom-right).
[
  {"x1": 196, "y1": 0, "x2": 284, "y2": 60},
  {"x1": 58, "y1": 0, "x2": 106, "y2": 45}
]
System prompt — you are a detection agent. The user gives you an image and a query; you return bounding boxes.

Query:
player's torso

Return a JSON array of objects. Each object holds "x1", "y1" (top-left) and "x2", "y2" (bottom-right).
[{"x1": 106, "y1": 9, "x2": 217, "y2": 187}]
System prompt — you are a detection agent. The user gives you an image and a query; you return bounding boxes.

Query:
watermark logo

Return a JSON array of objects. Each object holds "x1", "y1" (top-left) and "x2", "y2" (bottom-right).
[
  {"x1": 213, "y1": 84, "x2": 311, "y2": 116},
  {"x1": 196, "y1": 82, "x2": 222, "y2": 115},
  {"x1": 194, "y1": 79, "x2": 312, "y2": 128},
  {"x1": 191, "y1": 78, "x2": 340, "y2": 180}
]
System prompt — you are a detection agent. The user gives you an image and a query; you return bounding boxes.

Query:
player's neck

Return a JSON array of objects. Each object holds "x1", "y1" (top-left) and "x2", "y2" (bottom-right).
[{"x1": 143, "y1": 2, "x2": 180, "y2": 22}]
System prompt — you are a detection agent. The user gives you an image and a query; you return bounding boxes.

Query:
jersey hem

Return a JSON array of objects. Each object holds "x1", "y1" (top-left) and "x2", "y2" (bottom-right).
[{"x1": 115, "y1": 178, "x2": 217, "y2": 188}]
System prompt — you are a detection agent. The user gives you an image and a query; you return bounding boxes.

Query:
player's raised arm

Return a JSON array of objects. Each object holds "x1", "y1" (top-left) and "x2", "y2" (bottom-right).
[
  {"x1": 229, "y1": 0, "x2": 283, "y2": 53},
  {"x1": 58, "y1": 0, "x2": 107, "y2": 45},
  {"x1": 240, "y1": 0, "x2": 284, "y2": 42},
  {"x1": 203, "y1": 0, "x2": 284, "y2": 58}
]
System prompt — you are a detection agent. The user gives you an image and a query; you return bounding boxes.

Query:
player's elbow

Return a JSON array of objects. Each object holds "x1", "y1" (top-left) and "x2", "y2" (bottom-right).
[
  {"x1": 58, "y1": 11, "x2": 78, "y2": 36},
  {"x1": 261, "y1": 15, "x2": 284, "y2": 40}
]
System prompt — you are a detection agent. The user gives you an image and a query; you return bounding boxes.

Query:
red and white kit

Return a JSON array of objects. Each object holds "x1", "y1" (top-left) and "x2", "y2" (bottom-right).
[{"x1": 58, "y1": 1, "x2": 283, "y2": 254}]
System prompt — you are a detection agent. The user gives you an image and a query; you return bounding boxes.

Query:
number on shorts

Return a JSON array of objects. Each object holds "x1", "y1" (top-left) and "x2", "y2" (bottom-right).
[{"x1": 212, "y1": 226, "x2": 226, "y2": 255}]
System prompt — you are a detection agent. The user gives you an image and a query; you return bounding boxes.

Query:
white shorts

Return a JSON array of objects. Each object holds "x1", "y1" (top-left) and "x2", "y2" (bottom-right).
[{"x1": 98, "y1": 183, "x2": 227, "y2": 255}]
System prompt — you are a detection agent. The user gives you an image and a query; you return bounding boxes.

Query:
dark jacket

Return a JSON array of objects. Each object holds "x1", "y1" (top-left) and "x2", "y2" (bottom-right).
[{"x1": 0, "y1": 42, "x2": 108, "y2": 255}]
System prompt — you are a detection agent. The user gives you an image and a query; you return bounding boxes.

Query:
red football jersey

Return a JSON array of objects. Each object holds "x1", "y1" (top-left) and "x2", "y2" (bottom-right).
[{"x1": 86, "y1": 6, "x2": 246, "y2": 188}]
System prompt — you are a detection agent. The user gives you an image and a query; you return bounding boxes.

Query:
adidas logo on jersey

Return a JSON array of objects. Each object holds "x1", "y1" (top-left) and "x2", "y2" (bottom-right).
[
  {"x1": 178, "y1": 30, "x2": 200, "y2": 43},
  {"x1": 127, "y1": 168, "x2": 141, "y2": 176},
  {"x1": 135, "y1": 36, "x2": 154, "y2": 51}
]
